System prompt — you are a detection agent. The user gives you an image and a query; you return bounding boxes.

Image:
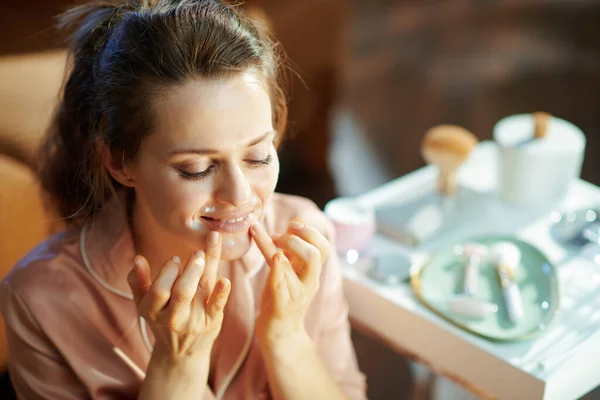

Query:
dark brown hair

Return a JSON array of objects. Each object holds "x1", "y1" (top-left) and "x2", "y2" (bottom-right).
[{"x1": 38, "y1": 0, "x2": 288, "y2": 225}]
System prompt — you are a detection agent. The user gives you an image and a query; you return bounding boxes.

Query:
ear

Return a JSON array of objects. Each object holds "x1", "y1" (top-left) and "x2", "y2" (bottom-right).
[{"x1": 97, "y1": 140, "x2": 137, "y2": 187}]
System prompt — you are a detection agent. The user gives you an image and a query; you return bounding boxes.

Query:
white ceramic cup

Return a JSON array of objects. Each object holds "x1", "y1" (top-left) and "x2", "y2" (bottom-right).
[
  {"x1": 324, "y1": 197, "x2": 376, "y2": 257},
  {"x1": 494, "y1": 114, "x2": 586, "y2": 207}
]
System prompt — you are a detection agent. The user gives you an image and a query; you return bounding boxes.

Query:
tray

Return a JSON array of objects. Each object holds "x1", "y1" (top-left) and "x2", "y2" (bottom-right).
[{"x1": 411, "y1": 235, "x2": 560, "y2": 342}]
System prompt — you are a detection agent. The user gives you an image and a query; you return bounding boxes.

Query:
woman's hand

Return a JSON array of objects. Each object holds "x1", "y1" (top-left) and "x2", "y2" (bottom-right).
[
  {"x1": 250, "y1": 218, "x2": 329, "y2": 346},
  {"x1": 127, "y1": 231, "x2": 231, "y2": 364}
]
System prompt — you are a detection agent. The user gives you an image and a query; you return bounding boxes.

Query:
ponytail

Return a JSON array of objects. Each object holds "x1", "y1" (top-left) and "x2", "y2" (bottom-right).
[{"x1": 38, "y1": 2, "x2": 126, "y2": 224}]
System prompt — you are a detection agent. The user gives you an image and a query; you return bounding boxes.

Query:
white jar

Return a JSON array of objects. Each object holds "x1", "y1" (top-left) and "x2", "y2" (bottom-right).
[{"x1": 494, "y1": 113, "x2": 586, "y2": 207}]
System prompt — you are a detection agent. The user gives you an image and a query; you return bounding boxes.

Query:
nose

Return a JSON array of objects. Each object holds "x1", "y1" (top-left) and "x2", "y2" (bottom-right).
[{"x1": 214, "y1": 163, "x2": 253, "y2": 207}]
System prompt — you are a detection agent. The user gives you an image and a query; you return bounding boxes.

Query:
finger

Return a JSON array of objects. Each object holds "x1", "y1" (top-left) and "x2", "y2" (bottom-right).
[
  {"x1": 267, "y1": 241, "x2": 301, "y2": 290},
  {"x1": 169, "y1": 250, "x2": 205, "y2": 312},
  {"x1": 283, "y1": 249, "x2": 296, "y2": 265},
  {"x1": 288, "y1": 219, "x2": 330, "y2": 261},
  {"x1": 268, "y1": 252, "x2": 290, "y2": 309},
  {"x1": 139, "y1": 256, "x2": 181, "y2": 320},
  {"x1": 206, "y1": 278, "x2": 231, "y2": 320},
  {"x1": 283, "y1": 265, "x2": 301, "y2": 301},
  {"x1": 273, "y1": 235, "x2": 305, "y2": 275},
  {"x1": 199, "y1": 232, "x2": 221, "y2": 295},
  {"x1": 274, "y1": 234, "x2": 322, "y2": 282},
  {"x1": 127, "y1": 255, "x2": 152, "y2": 306},
  {"x1": 167, "y1": 252, "x2": 206, "y2": 331},
  {"x1": 275, "y1": 234, "x2": 310, "y2": 275},
  {"x1": 250, "y1": 222, "x2": 278, "y2": 266}
]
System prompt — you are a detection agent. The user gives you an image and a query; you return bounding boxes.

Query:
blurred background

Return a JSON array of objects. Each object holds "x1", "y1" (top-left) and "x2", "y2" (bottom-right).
[{"x1": 1, "y1": 0, "x2": 600, "y2": 399}]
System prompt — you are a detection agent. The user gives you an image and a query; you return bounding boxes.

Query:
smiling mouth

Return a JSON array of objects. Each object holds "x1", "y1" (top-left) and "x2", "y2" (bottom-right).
[
  {"x1": 202, "y1": 215, "x2": 247, "y2": 223},
  {"x1": 190, "y1": 211, "x2": 259, "y2": 233}
]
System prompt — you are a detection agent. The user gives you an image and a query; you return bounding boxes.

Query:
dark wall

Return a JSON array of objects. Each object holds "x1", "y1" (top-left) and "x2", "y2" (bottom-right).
[{"x1": 343, "y1": 1, "x2": 600, "y2": 186}]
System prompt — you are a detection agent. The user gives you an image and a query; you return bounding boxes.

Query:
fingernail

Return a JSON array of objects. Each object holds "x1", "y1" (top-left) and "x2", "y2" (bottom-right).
[
  {"x1": 218, "y1": 279, "x2": 229, "y2": 290},
  {"x1": 195, "y1": 250, "x2": 205, "y2": 258},
  {"x1": 273, "y1": 251, "x2": 284, "y2": 263},
  {"x1": 290, "y1": 220, "x2": 304, "y2": 231},
  {"x1": 251, "y1": 222, "x2": 259, "y2": 232},
  {"x1": 209, "y1": 231, "x2": 220, "y2": 245},
  {"x1": 171, "y1": 256, "x2": 180, "y2": 264}
]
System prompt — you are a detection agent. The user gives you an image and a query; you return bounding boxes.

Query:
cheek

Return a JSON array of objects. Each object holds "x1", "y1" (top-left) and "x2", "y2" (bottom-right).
[
  {"x1": 135, "y1": 162, "x2": 212, "y2": 216},
  {"x1": 253, "y1": 157, "x2": 279, "y2": 196}
]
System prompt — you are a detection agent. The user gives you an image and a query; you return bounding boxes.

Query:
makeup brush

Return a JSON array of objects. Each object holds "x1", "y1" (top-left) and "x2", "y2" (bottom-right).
[
  {"x1": 421, "y1": 125, "x2": 478, "y2": 197},
  {"x1": 490, "y1": 242, "x2": 524, "y2": 324},
  {"x1": 448, "y1": 243, "x2": 497, "y2": 319},
  {"x1": 461, "y1": 242, "x2": 488, "y2": 296}
]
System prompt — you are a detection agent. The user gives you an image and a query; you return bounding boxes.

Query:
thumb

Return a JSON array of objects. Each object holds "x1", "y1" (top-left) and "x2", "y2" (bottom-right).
[{"x1": 127, "y1": 255, "x2": 152, "y2": 306}]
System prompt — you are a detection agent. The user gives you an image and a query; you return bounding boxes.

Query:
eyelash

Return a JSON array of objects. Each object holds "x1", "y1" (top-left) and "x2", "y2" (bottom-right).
[{"x1": 179, "y1": 155, "x2": 272, "y2": 181}]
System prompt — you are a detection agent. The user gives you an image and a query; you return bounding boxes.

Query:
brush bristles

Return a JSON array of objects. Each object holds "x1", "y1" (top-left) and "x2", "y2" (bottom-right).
[{"x1": 490, "y1": 242, "x2": 521, "y2": 269}]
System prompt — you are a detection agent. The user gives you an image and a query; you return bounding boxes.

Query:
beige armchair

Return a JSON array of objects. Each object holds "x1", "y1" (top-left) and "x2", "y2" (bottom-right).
[
  {"x1": 0, "y1": 50, "x2": 67, "y2": 370},
  {"x1": 0, "y1": 50, "x2": 66, "y2": 166}
]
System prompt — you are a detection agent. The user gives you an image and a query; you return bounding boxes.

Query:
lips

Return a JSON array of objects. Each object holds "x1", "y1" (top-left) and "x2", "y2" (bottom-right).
[
  {"x1": 204, "y1": 215, "x2": 246, "y2": 224},
  {"x1": 196, "y1": 211, "x2": 259, "y2": 233}
]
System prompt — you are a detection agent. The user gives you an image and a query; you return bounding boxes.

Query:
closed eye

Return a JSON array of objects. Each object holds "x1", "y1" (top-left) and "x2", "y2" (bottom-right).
[
  {"x1": 179, "y1": 165, "x2": 215, "y2": 180},
  {"x1": 178, "y1": 155, "x2": 272, "y2": 181},
  {"x1": 245, "y1": 155, "x2": 272, "y2": 166}
]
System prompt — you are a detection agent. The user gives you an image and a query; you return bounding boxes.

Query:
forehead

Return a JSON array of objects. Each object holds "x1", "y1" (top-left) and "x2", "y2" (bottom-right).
[{"x1": 148, "y1": 73, "x2": 273, "y2": 151}]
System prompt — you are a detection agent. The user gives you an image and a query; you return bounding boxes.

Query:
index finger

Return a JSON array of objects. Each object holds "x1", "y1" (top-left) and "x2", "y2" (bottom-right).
[
  {"x1": 198, "y1": 232, "x2": 221, "y2": 296},
  {"x1": 287, "y1": 219, "x2": 330, "y2": 262},
  {"x1": 250, "y1": 222, "x2": 278, "y2": 265}
]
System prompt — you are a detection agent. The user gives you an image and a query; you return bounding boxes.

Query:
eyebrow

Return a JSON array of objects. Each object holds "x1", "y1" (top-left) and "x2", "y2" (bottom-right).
[{"x1": 168, "y1": 131, "x2": 276, "y2": 156}]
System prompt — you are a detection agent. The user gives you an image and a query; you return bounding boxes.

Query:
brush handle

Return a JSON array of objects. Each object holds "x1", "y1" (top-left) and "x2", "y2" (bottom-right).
[
  {"x1": 503, "y1": 282, "x2": 524, "y2": 323},
  {"x1": 437, "y1": 169, "x2": 457, "y2": 196},
  {"x1": 533, "y1": 112, "x2": 551, "y2": 139},
  {"x1": 463, "y1": 256, "x2": 480, "y2": 296}
]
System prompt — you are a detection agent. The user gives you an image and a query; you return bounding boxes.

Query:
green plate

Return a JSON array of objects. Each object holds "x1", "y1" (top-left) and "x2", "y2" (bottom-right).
[{"x1": 411, "y1": 236, "x2": 560, "y2": 342}]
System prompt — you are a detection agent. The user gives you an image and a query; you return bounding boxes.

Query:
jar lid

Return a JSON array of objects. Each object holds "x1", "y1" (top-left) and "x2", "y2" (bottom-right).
[{"x1": 493, "y1": 113, "x2": 585, "y2": 155}]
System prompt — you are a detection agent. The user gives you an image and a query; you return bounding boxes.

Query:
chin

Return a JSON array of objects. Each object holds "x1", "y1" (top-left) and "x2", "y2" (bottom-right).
[{"x1": 219, "y1": 231, "x2": 253, "y2": 261}]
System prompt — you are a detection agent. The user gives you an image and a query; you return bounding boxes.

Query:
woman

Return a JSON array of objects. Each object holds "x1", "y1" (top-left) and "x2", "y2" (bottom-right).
[{"x1": 0, "y1": 0, "x2": 366, "y2": 399}]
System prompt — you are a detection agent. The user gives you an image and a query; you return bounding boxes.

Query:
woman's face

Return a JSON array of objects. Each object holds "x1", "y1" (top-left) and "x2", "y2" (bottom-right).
[{"x1": 129, "y1": 73, "x2": 279, "y2": 260}]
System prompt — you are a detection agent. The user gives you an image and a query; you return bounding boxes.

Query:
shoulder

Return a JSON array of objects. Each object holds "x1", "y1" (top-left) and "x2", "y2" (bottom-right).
[
  {"x1": 1, "y1": 229, "x2": 85, "y2": 315},
  {"x1": 269, "y1": 193, "x2": 334, "y2": 238}
]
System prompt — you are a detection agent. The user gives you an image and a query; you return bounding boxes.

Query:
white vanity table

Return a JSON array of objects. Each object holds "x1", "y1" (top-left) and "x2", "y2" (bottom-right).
[{"x1": 341, "y1": 141, "x2": 600, "y2": 400}]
